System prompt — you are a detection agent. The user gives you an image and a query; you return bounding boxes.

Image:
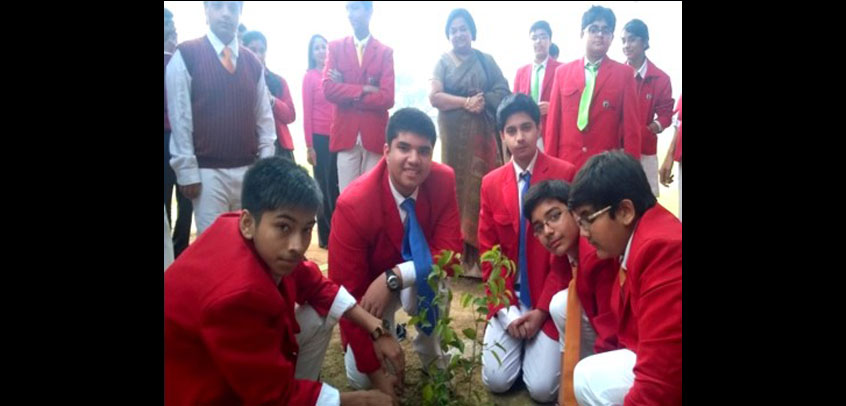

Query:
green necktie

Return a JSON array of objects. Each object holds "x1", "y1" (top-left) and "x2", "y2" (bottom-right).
[
  {"x1": 577, "y1": 63, "x2": 598, "y2": 131},
  {"x1": 531, "y1": 63, "x2": 543, "y2": 102}
]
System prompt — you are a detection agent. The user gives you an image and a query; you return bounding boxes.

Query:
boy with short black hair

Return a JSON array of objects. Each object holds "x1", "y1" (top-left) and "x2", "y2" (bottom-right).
[
  {"x1": 567, "y1": 150, "x2": 682, "y2": 406},
  {"x1": 165, "y1": 156, "x2": 401, "y2": 406}
]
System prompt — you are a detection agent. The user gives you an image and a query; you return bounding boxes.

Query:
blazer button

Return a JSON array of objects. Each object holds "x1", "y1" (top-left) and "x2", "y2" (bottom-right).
[
  {"x1": 582, "y1": 147, "x2": 588, "y2": 153},
  {"x1": 292, "y1": 351, "x2": 298, "y2": 357}
]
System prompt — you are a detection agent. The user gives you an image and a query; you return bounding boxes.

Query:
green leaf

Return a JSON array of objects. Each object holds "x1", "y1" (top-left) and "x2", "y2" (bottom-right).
[
  {"x1": 491, "y1": 349, "x2": 503, "y2": 367},
  {"x1": 422, "y1": 384, "x2": 434, "y2": 403},
  {"x1": 462, "y1": 328, "x2": 477, "y2": 340},
  {"x1": 476, "y1": 306, "x2": 488, "y2": 314},
  {"x1": 461, "y1": 292, "x2": 473, "y2": 308},
  {"x1": 451, "y1": 263, "x2": 464, "y2": 277}
]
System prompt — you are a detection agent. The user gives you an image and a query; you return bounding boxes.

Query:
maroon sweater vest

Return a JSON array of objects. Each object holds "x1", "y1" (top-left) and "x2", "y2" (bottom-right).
[{"x1": 178, "y1": 37, "x2": 263, "y2": 168}]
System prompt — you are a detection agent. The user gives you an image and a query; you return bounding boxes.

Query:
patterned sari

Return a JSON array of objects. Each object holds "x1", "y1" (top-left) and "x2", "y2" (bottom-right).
[{"x1": 432, "y1": 50, "x2": 510, "y2": 256}]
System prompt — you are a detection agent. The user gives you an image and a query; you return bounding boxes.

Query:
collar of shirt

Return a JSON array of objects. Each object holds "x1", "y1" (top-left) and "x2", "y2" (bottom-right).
[
  {"x1": 533, "y1": 56, "x2": 549, "y2": 72},
  {"x1": 512, "y1": 149, "x2": 539, "y2": 180},
  {"x1": 353, "y1": 34, "x2": 371, "y2": 50},
  {"x1": 584, "y1": 56, "x2": 604, "y2": 70},
  {"x1": 620, "y1": 218, "x2": 640, "y2": 269},
  {"x1": 567, "y1": 254, "x2": 578, "y2": 268},
  {"x1": 207, "y1": 28, "x2": 239, "y2": 60},
  {"x1": 628, "y1": 58, "x2": 648, "y2": 78},
  {"x1": 388, "y1": 176, "x2": 419, "y2": 223}
]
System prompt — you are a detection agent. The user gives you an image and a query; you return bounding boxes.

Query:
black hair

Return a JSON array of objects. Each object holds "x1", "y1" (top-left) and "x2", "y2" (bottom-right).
[
  {"x1": 523, "y1": 179, "x2": 571, "y2": 220},
  {"x1": 241, "y1": 157, "x2": 323, "y2": 224},
  {"x1": 242, "y1": 30, "x2": 266, "y2": 48},
  {"x1": 445, "y1": 8, "x2": 477, "y2": 41},
  {"x1": 386, "y1": 107, "x2": 437, "y2": 148},
  {"x1": 581, "y1": 5, "x2": 616, "y2": 32},
  {"x1": 623, "y1": 19, "x2": 650, "y2": 51},
  {"x1": 307, "y1": 34, "x2": 328, "y2": 70},
  {"x1": 496, "y1": 93, "x2": 540, "y2": 133},
  {"x1": 549, "y1": 43, "x2": 560, "y2": 58},
  {"x1": 568, "y1": 151, "x2": 656, "y2": 219},
  {"x1": 164, "y1": 8, "x2": 173, "y2": 20},
  {"x1": 529, "y1": 20, "x2": 552, "y2": 38},
  {"x1": 238, "y1": 22, "x2": 247, "y2": 32}
]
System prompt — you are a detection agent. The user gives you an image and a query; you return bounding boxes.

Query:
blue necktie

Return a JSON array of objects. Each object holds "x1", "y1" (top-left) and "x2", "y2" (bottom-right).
[
  {"x1": 518, "y1": 171, "x2": 532, "y2": 308},
  {"x1": 401, "y1": 198, "x2": 437, "y2": 335}
]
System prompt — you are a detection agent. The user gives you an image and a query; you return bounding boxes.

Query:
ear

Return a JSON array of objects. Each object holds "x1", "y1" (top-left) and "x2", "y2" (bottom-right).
[
  {"x1": 383, "y1": 142, "x2": 390, "y2": 157},
  {"x1": 616, "y1": 199, "x2": 637, "y2": 227},
  {"x1": 239, "y1": 209, "x2": 256, "y2": 240}
]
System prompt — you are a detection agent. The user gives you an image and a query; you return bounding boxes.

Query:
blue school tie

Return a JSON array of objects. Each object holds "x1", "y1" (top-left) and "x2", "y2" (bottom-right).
[
  {"x1": 518, "y1": 171, "x2": 532, "y2": 308},
  {"x1": 401, "y1": 198, "x2": 437, "y2": 335}
]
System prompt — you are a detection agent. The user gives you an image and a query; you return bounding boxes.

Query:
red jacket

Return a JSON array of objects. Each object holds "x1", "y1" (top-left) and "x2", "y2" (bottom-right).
[
  {"x1": 322, "y1": 36, "x2": 394, "y2": 154},
  {"x1": 164, "y1": 213, "x2": 340, "y2": 406},
  {"x1": 545, "y1": 57, "x2": 642, "y2": 171},
  {"x1": 478, "y1": 151, "x2": 575, "y2": 341},
  {"x1": 634, "y1": 59, "x2": 673, "y2": 156},
  {"x1": 612, "y1": 204, "x2": 682, "y2": 406},
  {"x1": 267, "y1": 71, "x2": 296, "y2": 150},
  {"x1": 542, "y1": 237, "x2": 621, "y2": 353},
  {"x1": 674, "y1": 94, "x2": 682, "y2": 162},
  {"x1": 513, "y1": 58, "x2": 563, "y2": 138},
  {"x1": 328, "y1": 158, "x2": 461, "y2": 373}
]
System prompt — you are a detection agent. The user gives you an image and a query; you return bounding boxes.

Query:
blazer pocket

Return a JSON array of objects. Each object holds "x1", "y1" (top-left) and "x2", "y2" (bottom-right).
[
  {"x1": 493, "y1": 213, "x2": 516, "y2": 242},
  {"x1": 562, "y1": 87, "x2": 581, "y2": 111}
]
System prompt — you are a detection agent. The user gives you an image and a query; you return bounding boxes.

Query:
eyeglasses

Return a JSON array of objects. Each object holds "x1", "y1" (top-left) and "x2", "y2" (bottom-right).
[
  {"x1": 586, "y1": 25, "x2": 613, "y2": 37},
  {"x1": 532, "y1": 208, "x2": 565, "y2": 236},
  {"x1": 574, "y1": 205, "x2": 612, "y2": 229}
]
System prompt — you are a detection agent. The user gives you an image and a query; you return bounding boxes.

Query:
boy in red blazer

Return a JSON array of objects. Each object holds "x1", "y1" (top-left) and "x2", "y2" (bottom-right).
[
  {"x1": 477, "y1": 94, "x2": 575, "y2": 403},
  {"x1": 524, "y1": 179, "x2": 620, "y2": 357},
  {"x1": 164, "y1": 157, "x2": 401, "y2": 406},
  {"x1": 621, "y1": 19, "x2": 674, "y2": 197},
  {"x1": 512, "y1": 20, "x2": 562, "y2": 152},
  {"x1": 323, "y1": 1, "x2": 395, "y2": 192},
  {"x1": 328, "y1": 108, "x2": 462, "y2": 399},
  {"x1": 544, "y1": 5, "x2": 641, "y2": 172},
  {"x1": 568, "y1": 151, "x2": 682, "y2": 406}
]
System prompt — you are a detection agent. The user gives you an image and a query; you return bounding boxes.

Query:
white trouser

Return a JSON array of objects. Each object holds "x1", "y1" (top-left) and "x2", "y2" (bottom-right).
[
  {"x1": 678, "y1": 163, "x2": 682, "y2": 222},
  {"x1": 191, "y1": 166, "x2": 249, "y2": 235},
  {"x1": 574, "y1": 348, "x2": 636, "y2": 406},
  {"x1": 640, "y1": 155, "x2": 659, "y2": 197},
  {"x1": 337, "y1": 142, "x2": 381, "y2": 192},
  {"x1": 549, "y1": 288, "x2": 598, "y2": 360},
  {"x1": 164, "y1": 206, "x2": 174, "y2": 271},
  {"x1": 344, "y1": 281, "x2": 450, "y2": 389},
  {"x1": 293, "y1": 303, "x2": 336, "y2": 380},
  {"x1": 481, "y1": 304, "x2": 561, "y2": 403}
]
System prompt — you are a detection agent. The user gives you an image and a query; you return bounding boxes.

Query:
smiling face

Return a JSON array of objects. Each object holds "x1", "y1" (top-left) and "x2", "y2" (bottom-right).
[
  {"x1": 311, "y1": 37, "x2": 327, "y2": 68},
  {"x1": 621, "y1": 30, "x2": 647, "y2": 64},
  {"x1": 384, "y1": 131, "x2": 433, "y2": 196},
  {"x1": 245, "y1": 38, "x2": 266, "y2": 66},
  {"x1": 448, "y1": 16, "x2": 472, "y2": 53},
  {"x1": 239, "y1": 207, "x2": 316, "y2": 279}
]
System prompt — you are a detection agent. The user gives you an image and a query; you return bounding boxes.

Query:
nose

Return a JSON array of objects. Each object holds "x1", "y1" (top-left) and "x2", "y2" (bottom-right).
[
  {"x1": 289, "y1": 231, "x2": 306, "y2": 254},
  {"x1": 543, "y1": 222, "x2": 555, "y2": 238}
]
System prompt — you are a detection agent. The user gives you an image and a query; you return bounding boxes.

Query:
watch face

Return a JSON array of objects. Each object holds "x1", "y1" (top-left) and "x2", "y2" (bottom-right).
[{"x1": 387, "y1": 275, "x2": 399, "y2": 290}]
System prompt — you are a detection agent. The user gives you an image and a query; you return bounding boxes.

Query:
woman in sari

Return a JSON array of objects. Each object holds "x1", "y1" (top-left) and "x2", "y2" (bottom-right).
[{"x1": 429, "y1": 8, "x2": 511, "y2": 272}]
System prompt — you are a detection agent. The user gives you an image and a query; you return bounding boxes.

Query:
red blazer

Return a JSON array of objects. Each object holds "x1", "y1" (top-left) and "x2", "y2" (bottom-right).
[
  {"x1": 612, "y1": 204, "x2": 682, "y2": 406},
  {"x1": 513, "y1": 58, "x2": 563, "y2": 137},
  {"x1": 268, "y1": 71, "x2": 296, "y2": 150},
  {"x1": 545, "y1": 57, "x2": 642, "y2": 171},
  {"x1": 542, "y1": 237, "x2": 621, "y2": 353},
  {"x1": 674, "y1": 94, "x2": 682, "y2": 162},
  {"x1": 165, "y1": 213, "x2": 340, "y2": 406},
  {"x1": 634, "y1": 59, "x2": 673, "y2": 156},
  {"x1": 322, "y1": 36, "x2": 394, "y2": 154},
  {"x1": 478, "y1": 151, "x2": 575, "y2": 341},
  {"x1": 328, "y1": 158, "x2": 462, "y2": 373}
]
